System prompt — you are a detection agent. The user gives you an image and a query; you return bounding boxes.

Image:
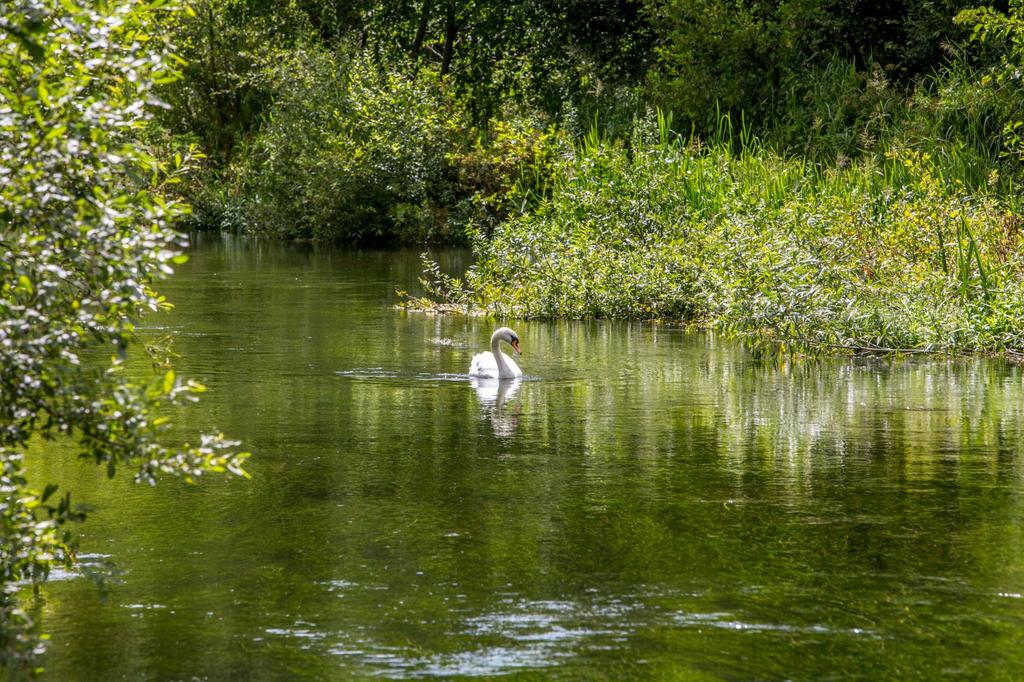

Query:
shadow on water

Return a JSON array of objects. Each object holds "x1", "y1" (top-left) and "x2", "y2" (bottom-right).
[{"x1": 24, "y1": 236, "x2": 1024, "y2": 680}]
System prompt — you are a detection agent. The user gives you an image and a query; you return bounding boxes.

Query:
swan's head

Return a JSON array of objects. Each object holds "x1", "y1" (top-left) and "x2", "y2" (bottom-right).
[{"x1": 493, "y1": 326, "x2": 521, "y2": 355}]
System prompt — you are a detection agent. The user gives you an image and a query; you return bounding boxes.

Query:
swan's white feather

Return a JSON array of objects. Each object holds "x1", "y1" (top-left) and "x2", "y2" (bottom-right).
[{"x1": 469, "y1": 351, "x2": 522, "y2": 379}]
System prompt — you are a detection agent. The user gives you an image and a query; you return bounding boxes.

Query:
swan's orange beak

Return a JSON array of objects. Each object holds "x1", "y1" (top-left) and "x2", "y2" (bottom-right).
[{"x1": 511, "y1": 339, "x2": 521, "y2": 354}]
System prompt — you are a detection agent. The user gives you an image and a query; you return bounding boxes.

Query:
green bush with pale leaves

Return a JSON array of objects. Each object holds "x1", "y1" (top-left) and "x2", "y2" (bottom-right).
[{"x1": 1, "y1": 0, "x2": 248, "y2": 667}]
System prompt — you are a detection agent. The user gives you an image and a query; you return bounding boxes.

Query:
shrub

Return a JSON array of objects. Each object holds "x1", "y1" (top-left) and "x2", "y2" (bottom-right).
[
  {"x1": 1, "y1": 0, "x2": 249, "y2": 666},
  {"x1": 237, "y1": 45, "x2": 468, "y2": 243},
  {"x1": 431, "y1": 113, "x2": 1024, "y2": 356}
]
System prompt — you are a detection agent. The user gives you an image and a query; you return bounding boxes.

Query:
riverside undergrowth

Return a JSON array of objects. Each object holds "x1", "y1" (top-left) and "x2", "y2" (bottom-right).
[{"x1": 413, "y1": 112, "x2": 1024, "y2": 356}]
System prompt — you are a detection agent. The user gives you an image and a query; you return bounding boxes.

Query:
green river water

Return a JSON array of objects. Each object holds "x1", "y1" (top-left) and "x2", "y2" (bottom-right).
[{"x1": 26, "y1": 236, "x2": 1024, "y2": 680}]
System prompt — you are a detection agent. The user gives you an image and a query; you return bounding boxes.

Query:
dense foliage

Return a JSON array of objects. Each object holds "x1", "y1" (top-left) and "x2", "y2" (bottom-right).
[
  {"x1": 0, "y1": 0, "x2": 248, "y2": 668},
  {"x1": 416, "y1": 113, "x2": 1024, "y2": 355},
  {"x1": 645, "y1": 0, "x2": 981, "y2": 134},
  {"x1": 158, "y1": 0, "x2": 651, "y2": 239},
  {"x1": 155, "y1": 0, "x2": 1021, "y2": 240},
  {"x1": 237, "y1": 46, "x2": 466, "y2": 242},
  {"x1": 147, "y1": 0, "x2": 1024, "y2": 357}
]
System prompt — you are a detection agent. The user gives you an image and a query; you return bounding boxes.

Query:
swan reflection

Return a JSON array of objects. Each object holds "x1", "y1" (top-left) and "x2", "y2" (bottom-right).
[{"x1": 471, "y1": 377, "x2": 521, "y2": 438}]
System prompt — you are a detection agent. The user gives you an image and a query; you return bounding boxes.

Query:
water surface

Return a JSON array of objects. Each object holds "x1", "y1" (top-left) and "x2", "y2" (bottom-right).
[{"x1": 29, "y1": 236, "x2": 1024, "y2": 679}]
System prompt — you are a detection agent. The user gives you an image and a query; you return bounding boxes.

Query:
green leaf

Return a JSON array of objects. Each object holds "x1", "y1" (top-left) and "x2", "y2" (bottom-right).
[
  {"x1": 17, "y1": 275, "x2": 34, "y2": 295},
  {"x1": 44, "y1": 125, "x2": 67, "y2": 142},
  {"x1": 163, "y1": 369, "x2": 175, "y2": 394}
]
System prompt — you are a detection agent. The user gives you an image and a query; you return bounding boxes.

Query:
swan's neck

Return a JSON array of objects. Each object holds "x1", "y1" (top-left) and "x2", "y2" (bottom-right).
[{"x1": 491, "y1": 332, "x2": 510, "y2": 376}]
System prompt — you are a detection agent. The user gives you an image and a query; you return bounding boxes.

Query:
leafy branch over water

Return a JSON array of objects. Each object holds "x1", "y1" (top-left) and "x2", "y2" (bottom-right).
[{"x1": 0, "y1": 0, "x2": 249, "y2": 668}]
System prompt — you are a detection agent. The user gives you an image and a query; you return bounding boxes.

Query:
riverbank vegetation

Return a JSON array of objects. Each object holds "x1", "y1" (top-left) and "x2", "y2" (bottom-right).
[
  {"x1": 439, "y1": 115, "x2": 1024, "y2": 355},
  {"x1": 152, "y1": 0, "x2": 1024, "y2": 354}
]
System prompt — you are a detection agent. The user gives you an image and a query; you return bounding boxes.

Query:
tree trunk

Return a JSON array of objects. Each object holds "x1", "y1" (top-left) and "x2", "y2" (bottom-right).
[
  {"x1": 205, "y1": 4, "x2": 230, "y2": 159},
  {"x1": 440, "y1": 1, "x2": 457, "y2": 76},
  {"x1": 411, "y1": 0, "x2": 433, "y2": 70}
]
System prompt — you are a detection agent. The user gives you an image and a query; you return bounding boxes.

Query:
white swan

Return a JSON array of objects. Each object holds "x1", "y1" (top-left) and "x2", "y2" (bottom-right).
[{"x1": 468, "y1": 327, "x2": 522, "y2": 379}]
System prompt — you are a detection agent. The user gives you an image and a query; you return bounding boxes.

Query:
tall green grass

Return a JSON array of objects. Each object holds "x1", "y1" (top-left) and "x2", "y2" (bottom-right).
[{"x1": 419, "y1": 110, "x2": 1024, "y2": 355}]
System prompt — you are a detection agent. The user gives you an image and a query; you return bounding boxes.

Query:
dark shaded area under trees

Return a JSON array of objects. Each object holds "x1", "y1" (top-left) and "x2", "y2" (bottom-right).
[{"x1": 155, "y1": 0, "x2": 1015, "y2": 244}]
